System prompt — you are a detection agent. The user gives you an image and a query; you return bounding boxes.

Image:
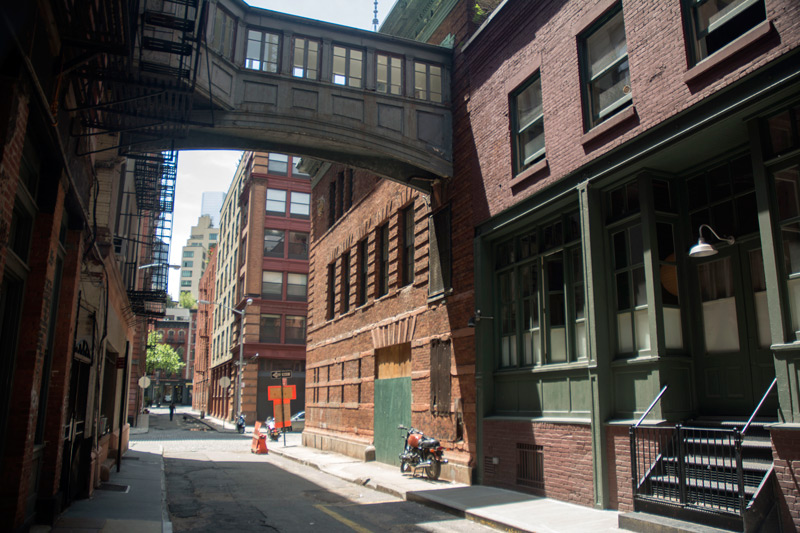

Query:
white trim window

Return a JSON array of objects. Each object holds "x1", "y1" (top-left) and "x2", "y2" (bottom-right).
[
  {"x1": 511, "y1": 74, "x2": 545, "y2": 173},
  {"x1": 685, "y1": 0, "x2": 766, "y2": 64},
  {"x1": 581, "y1": 5, "x2": 631, "y2": 129}
]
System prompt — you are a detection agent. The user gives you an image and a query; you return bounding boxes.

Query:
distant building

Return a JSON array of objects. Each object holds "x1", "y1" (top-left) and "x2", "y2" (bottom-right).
[
  {"x1": 152, "y1": 308, "x2": 193, "y2": 406},
  {"x1": 208, "y1": 151, "x2": 310, "y2": 424},
  {"x1": 193, "y1": 246, "x2": 217, "y2": 417},
  {"x1": 201, "y1": 191, "x2": 225, "y2": 227},
  {"x1": 179, "y1": 215, "x2": 219, "y2": 299}
]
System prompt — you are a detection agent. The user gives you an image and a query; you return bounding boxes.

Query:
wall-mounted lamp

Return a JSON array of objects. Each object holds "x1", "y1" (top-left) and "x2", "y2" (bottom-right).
[
  {"x1": 689, "y1": 224, "x2": 735, "y2": 258},
  {"x1": 467, "y1": 309, "x2": 494, "y2": 328}
]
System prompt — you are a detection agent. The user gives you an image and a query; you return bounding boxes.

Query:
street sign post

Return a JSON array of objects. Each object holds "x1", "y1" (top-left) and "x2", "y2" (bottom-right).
[
  {"x1": 138, "y1": 376, "x2": 151, "y2": 389},
  {"x1": 271, "y1": 370, "x2": 292, "y2": 379}
]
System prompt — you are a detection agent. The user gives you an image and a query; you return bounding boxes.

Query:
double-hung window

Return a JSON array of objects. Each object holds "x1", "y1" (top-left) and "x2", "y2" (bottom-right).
[
  {"x1": 288, "y1": 231, "x2": 309, "y2": 260},
  {"x1": 414, "y1": 62, "x2": 443, "y2": 103},
  {"x1": 262, "y1": 271, "x2": 283, "y2": 300},
  {"x1": 266, "y1": 189, "x2": 286, "y2": 215},
  {"x1": 511, "y1": 74, "x2": 545, "y2": 173},
  {"x1": 285, "y1": 316, "x2": 306, "y2": 344},
  {"x1": 287, "y1": 273, "x2": 308, "y2": 301},
  {"x1": 268, "y1": 153, "x2": 288, "y2": 175},
  {"x1": 401, "y1": 205, "x2": 415, "y2": 286},
  {"x1": 245, "y1": 29, "x2": 280, "y2": 72},
  {"x1": 290, "y1": 192, "x2": 310, "y2": 219},
  {"x1": 685, "y1": 0, "x2": 766, "y2": 65},
  {"x1": 341, "y1": 252, "x2": 351, "y2": 314},
  {"x1": 581, "y1": 5, "x2": 631, "y2": 130},
  {"x1": 293, "y1": 37, "x2": 319, "y2": 79},
  {"x1": 377, "y1": 53, "x2": 403, "y2": 95},
  {"x1": 260, "y1": 314, "x2": 281, "y2": 343},
  {"x1": 377, "y1": 224, "x2": 389, "y2": 297},
  {"x1": 357, "y1": 239, "x2": 368, "y2": 306},
  {"x1": 333, "y1": 46, "x2": 363, "y2": 88},
  {"x1": 264, "y1": 229, "x2": 285, "y2": 257}
]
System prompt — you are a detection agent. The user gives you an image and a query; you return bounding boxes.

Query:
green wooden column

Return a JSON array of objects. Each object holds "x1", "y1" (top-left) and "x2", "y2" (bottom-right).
[{"x1": 579, "y1": 181, "x2": 613, "y2": 509}]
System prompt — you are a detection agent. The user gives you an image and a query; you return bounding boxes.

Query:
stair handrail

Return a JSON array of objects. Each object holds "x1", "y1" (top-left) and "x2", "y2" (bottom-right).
[
  {"x1": 742, "y1": 377, "x2": 777, "y2": 437},
  {"x1": 634, "y1": 384, "x2": 668, "y2": 428}
]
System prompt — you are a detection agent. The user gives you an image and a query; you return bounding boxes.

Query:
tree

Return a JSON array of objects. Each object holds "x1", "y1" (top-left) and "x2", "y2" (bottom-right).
[
  {"x1": 179, "y1": 291, "x2": 196, "y2": 309},
  {"x1": 146, "y1": 331, "x2": 185, "y2": 376}
]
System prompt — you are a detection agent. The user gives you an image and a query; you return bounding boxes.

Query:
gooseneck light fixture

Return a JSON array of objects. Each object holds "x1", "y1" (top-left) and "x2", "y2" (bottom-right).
[{"x1": 689, "y1": 224, "x2": 735, "y2": 258}]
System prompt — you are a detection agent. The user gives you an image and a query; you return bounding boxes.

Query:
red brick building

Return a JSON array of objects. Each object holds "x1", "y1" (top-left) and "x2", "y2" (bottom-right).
[
  {"x1": 152, "y1": 308, "x2": 194, "y2": 405},
  {"x1": 193, "y1": 247, "x2": 217, "y2": 416},
  {"x1": 207, "y1": 151, "x2": 310, "y2": 424},
  {"x1": 462, "y1": 0, "x2": 800, "y2": 530},
  {"x1": 306, "y1": 0, "x2": 800, "y2": 530}
]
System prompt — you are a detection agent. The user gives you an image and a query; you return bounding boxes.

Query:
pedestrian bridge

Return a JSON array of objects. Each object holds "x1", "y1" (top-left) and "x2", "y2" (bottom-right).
[{"x1": 127, "y1": 0, "x2": 454, "y2": 191}]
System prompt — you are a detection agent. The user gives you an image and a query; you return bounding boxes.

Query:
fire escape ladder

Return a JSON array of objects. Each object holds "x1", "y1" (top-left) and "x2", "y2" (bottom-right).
[
  {"x1": 62, "y1": 0, "x2": 205, "y2": 155},
  {"x1": 125, "y1": 150, "x2": 178, "y2": 319}
]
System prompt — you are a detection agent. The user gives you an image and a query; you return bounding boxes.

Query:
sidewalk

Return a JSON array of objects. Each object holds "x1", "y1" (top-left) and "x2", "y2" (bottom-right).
[
  {"x1": 196, "y1": 410, "x2": 624, "y2": 533},
  {"x1": 37, "y1": 447, "x2": 169, "y2": 533}
]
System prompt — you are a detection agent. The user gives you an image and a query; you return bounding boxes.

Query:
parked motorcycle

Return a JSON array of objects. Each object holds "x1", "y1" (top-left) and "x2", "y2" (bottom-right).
[
  {"x1": 266, "y1": 417, "x2": 281, "y2": 441},
  {"x1": 236, "y1": 413, "x2": 246, "y2": 434},
  {"x1": 398, "y1": 425, "x2": 448, "y2": 480}
]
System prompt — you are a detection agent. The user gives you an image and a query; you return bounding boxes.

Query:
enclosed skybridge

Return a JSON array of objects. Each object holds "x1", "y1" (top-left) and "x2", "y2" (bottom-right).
[{"x1": 125, "y1": 0, "x2": 454, "y2": 191}]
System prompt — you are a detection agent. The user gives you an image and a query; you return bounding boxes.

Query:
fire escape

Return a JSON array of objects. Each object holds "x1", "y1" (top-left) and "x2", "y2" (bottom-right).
[{"x1": 57, "y1": 0, "x2": 205, "y2": 317}]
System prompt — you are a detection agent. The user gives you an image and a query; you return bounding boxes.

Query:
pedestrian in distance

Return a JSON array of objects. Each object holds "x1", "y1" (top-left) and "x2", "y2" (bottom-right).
[{"x1": 169, "y1": 401, "x2": 175, "y2": 421}]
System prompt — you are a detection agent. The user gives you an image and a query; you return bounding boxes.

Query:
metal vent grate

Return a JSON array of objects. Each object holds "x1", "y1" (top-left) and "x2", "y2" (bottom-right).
[{"x1": 517, "y1": 443, "x2": 544, "y2": 490}]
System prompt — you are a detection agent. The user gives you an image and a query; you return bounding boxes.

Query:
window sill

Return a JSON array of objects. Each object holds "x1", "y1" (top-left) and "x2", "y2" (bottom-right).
[
  {"x1": 683, "y1": 20, "x2": 773, "y2": 85},
  {"x1": 509, "y1": 158, "x2": 548, "y2": 189},
  {"x1": 494, "y1": 361, "x2": 589, "y2": 376},
  {"x1": 580, "y1": 105, "x2": 637, "y2": 147}
]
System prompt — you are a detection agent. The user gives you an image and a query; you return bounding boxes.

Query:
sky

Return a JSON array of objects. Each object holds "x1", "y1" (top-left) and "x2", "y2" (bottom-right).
[{"x1": 168, "y1": 0, "x2": 390, "y2": 299}]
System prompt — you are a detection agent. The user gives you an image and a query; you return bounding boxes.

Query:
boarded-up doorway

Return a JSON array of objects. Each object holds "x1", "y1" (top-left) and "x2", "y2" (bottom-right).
[{"x1": 373, "y1": 343, "x2": 411, "y2": 466}]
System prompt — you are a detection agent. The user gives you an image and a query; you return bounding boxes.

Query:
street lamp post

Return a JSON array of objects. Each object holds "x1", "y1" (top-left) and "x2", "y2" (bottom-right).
[{"x1": 199, "y1": 298, "x2": 253, "y2": 420}]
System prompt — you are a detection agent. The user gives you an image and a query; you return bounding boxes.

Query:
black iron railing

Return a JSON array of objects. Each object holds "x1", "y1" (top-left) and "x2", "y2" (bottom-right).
[{"x1": 630, "y1": 379, "x2": 777, "y2": 527}]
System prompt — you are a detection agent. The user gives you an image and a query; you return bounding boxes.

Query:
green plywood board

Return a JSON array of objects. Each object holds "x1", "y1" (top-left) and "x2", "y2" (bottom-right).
[{"x1": 374, "y1": 377, "x2": 411, "y2": 466}]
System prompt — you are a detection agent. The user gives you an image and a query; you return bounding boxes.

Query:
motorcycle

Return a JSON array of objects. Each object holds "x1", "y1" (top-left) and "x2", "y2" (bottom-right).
[
  {"x1": 398, "y1": 425, "x2": 448, "y2": 480},
  {"x1": 266, "y1": 417, "x2": 281, "y2": 441},
  {"x1": 236, "y1": 413, "x2": 246, "y2": 434}
]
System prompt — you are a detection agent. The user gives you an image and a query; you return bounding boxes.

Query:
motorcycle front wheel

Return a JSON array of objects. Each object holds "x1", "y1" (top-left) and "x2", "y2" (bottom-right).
[
  {"x1": 400, "y1": 459, "x2": 411, "y2": 473},
  {"x1": 424, "y1": 452, "x2": 441, "y2": 480}
]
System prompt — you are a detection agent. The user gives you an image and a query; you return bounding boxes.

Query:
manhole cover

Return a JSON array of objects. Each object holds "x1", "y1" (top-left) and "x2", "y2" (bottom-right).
[{"x1": 97, "y1": 483, "x2": 129, "y2": 492}]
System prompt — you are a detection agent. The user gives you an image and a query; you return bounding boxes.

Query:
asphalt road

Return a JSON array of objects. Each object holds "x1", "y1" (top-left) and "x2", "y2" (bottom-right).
[{"x1": 134, "y1": 409, "x2": 496, "y2": 533}]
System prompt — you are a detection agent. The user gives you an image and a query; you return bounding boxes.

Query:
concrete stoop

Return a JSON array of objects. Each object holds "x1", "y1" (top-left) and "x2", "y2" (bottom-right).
[{"x1": 618, "y1": 512, "x2": 739, "y2": 533}]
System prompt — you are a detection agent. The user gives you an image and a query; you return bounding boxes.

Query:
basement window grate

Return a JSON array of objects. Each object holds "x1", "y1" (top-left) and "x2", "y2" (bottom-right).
[
  {"x1": 484, "y1": 456, "x2": 496, "y2": 476},
  {"x1": 516, "y1": 443, "x2": 544, "y2": 490}
]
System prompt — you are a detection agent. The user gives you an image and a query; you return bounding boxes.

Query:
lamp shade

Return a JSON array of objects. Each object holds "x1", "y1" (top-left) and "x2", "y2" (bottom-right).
[{"x1": 689, "y1": 241, "x2": 717, "y2": 257}]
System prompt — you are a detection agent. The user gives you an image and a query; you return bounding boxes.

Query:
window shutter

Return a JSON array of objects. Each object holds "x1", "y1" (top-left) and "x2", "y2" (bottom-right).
[{"x1": 428, "y1": 206, "x2": 451, "y2": 297}]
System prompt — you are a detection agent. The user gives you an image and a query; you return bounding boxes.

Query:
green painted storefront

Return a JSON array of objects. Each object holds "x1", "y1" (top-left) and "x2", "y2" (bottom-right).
[{"x1": 474, "y1": 51, "x2": 800, "y2": 509}]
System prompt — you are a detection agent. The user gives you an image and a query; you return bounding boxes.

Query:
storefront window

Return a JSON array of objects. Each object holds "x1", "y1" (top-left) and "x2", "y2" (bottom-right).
[
  {"x1": 776, "y1": 165, "x2": 800, "y2": 340},
  {"x1": 494, "y1": 210, "x2": 584, "y2": 369}
]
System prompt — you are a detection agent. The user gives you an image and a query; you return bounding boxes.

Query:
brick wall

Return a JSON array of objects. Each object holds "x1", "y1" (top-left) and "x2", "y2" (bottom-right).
[
  {"x1": 460, "y1": 0, "x2": 800, "y2": 223},
  {"x1": 483, "y1": 419, "x2": 594, "y2": 506},
  {"x1": 606, "y1": 424, "x2": 633, "y2": 512},
  {"x1": 771, "y1": 428, "x2": 800, "y2": 529}
]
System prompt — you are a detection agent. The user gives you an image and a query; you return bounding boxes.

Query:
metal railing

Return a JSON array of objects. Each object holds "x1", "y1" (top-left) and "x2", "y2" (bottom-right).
[{"x1": 630, "y1": 380, "x2": 777, "y2": 524}]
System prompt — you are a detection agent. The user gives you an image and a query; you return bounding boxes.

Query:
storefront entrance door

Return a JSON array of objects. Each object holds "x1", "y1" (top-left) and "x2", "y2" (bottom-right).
[{"x1": 693, "y1": 242, "x2": 775, "y2": 416}]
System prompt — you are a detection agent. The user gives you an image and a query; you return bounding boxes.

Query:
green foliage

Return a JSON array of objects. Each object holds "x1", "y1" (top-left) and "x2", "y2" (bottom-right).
[
  {"x1": 146, "y1": 331, "x2": 186, "y2": 376},
  {"x1": 179, "y1": 291, "x2": 197, "y2": 309}
]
